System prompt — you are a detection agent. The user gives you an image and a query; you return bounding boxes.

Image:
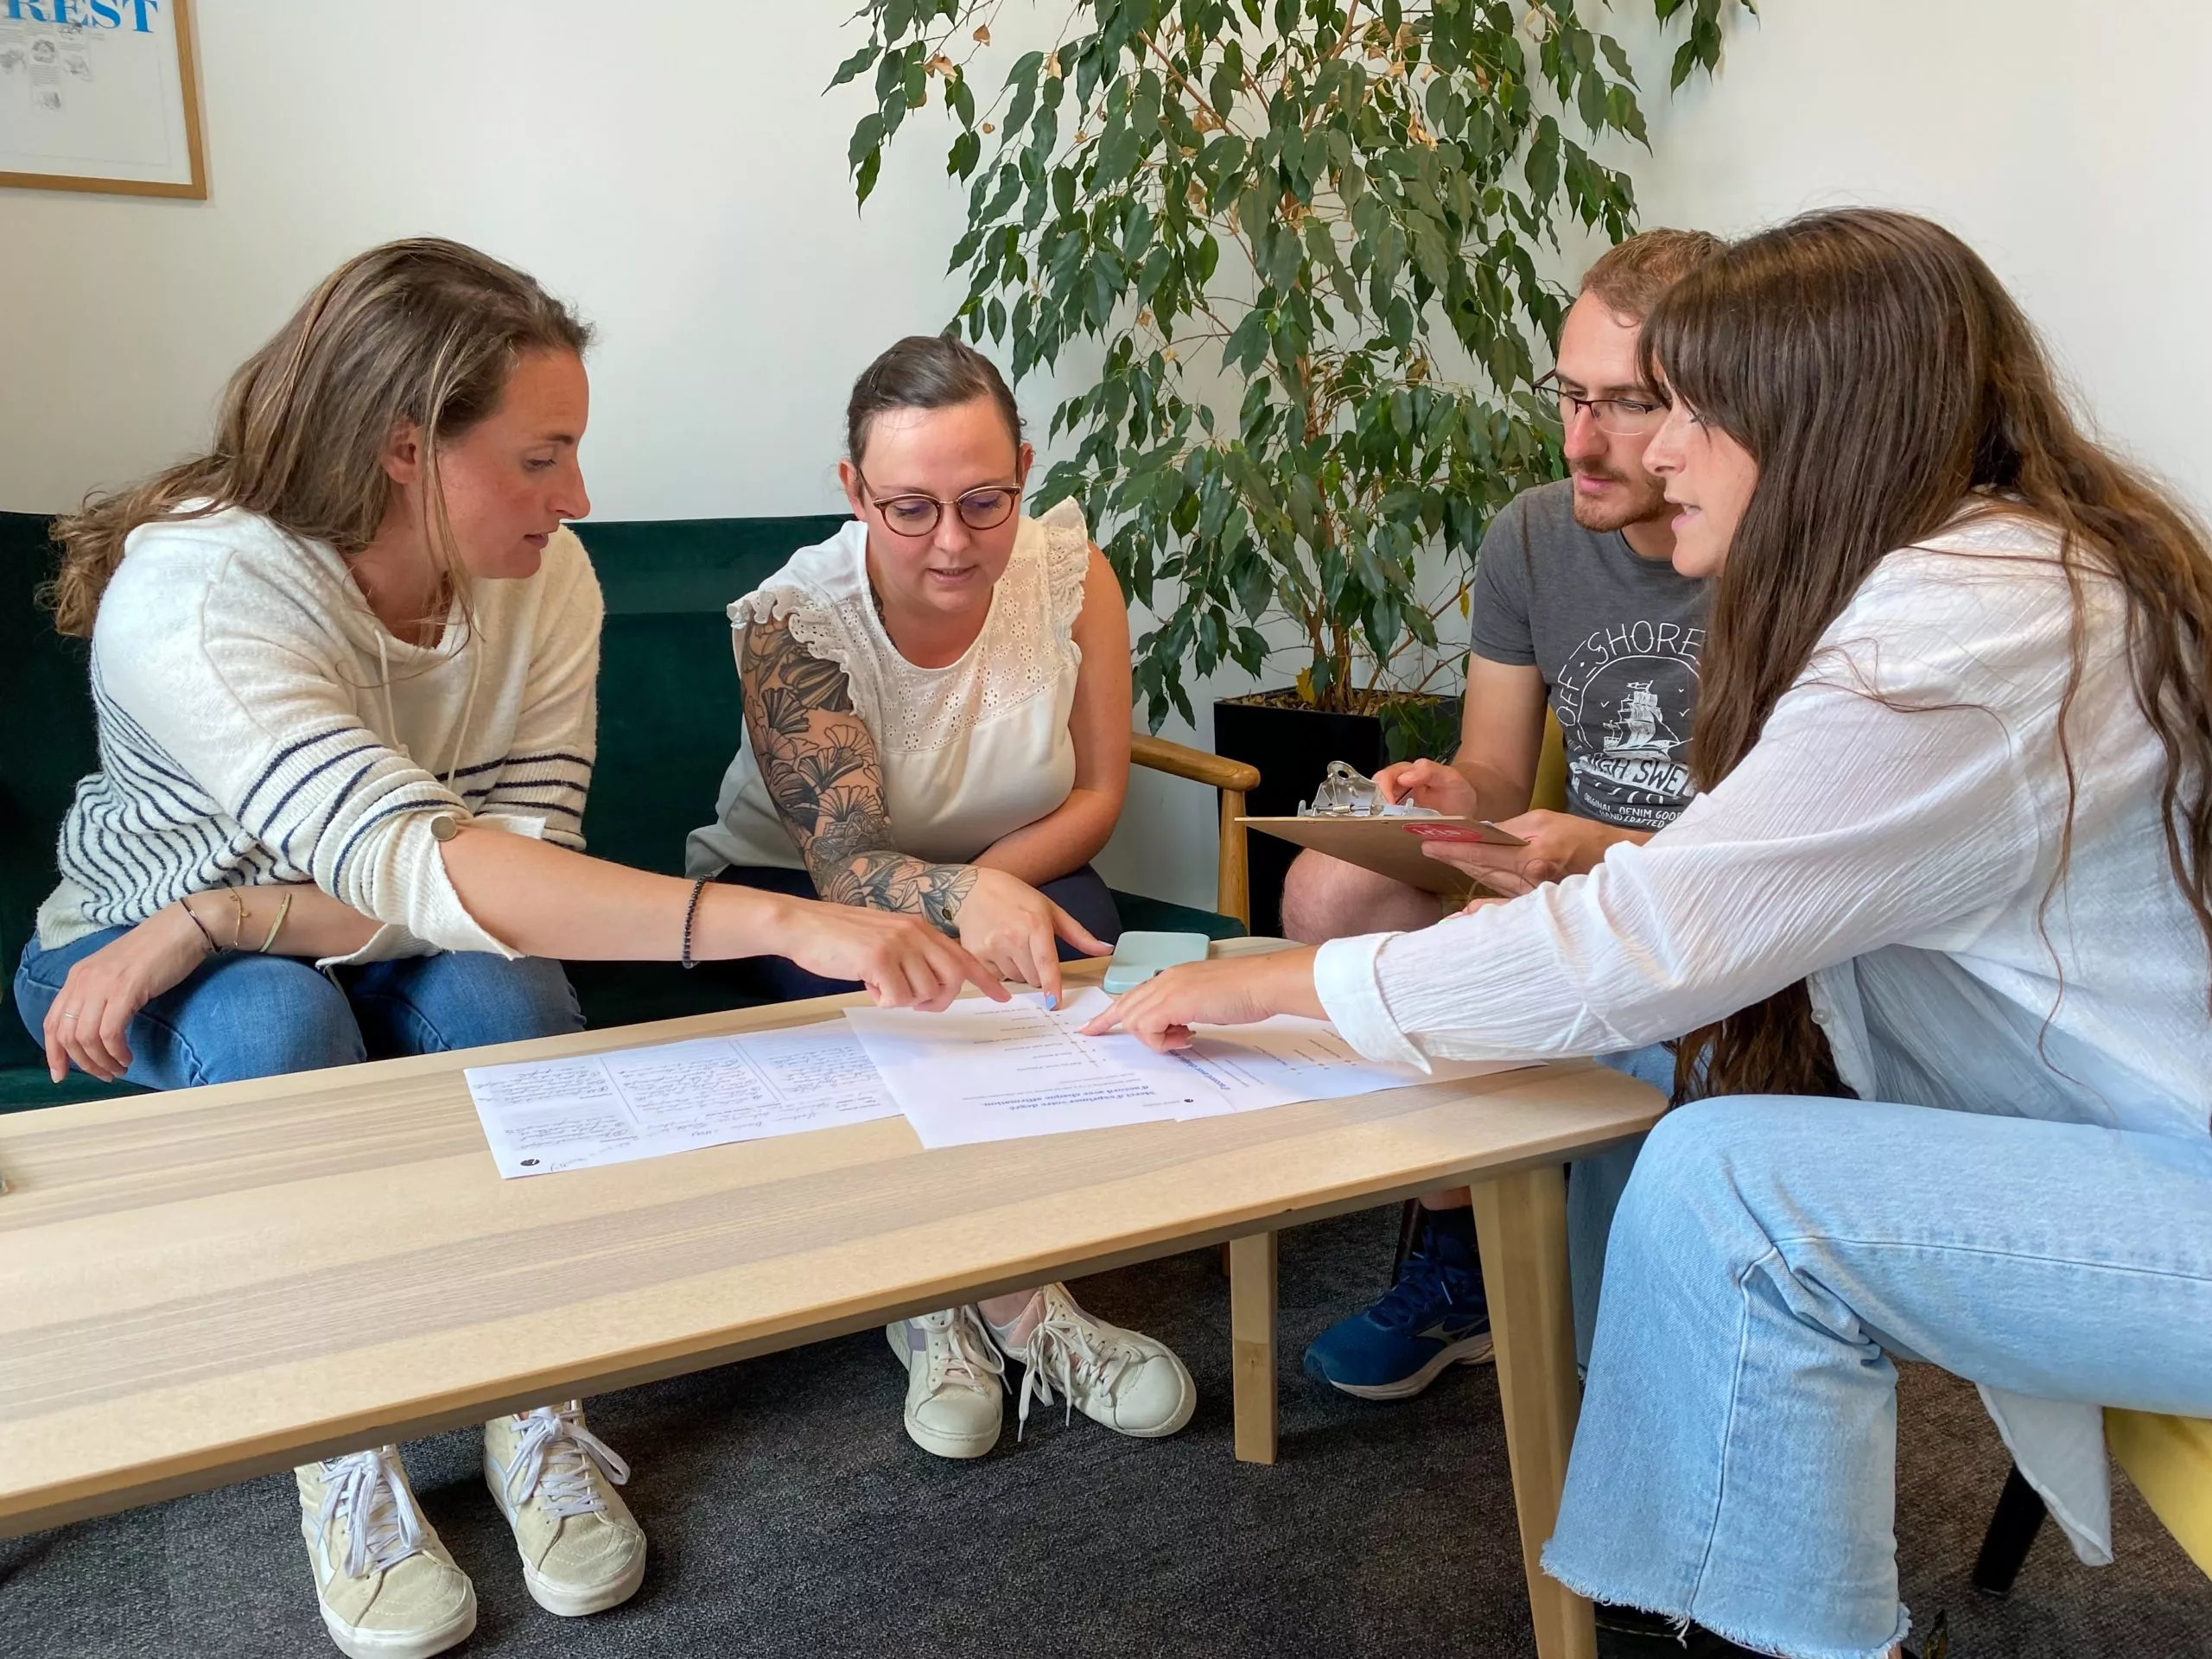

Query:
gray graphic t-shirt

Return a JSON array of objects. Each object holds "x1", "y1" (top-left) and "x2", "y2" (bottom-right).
[{"x1": 1468, "y1": 479, "x2": 1707, "y2": 831}]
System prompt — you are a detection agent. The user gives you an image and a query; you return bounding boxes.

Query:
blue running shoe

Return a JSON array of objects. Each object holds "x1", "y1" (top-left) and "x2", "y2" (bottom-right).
[{"x1": 1303, "y1": 1205, "x2": 1493, "y2": 1400}]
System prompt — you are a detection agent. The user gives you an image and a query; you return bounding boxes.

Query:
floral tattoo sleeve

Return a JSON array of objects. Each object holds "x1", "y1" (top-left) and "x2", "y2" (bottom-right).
[{"x1": 739, "y1": 614, "x2": 977, "y2": 932}]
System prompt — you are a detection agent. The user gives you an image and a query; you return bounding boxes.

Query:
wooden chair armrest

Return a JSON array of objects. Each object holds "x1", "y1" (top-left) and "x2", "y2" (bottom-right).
[
  {"x1": 1130, "y1": 732, "x2": 1260, "y2": 792},
  {"x1": 1127, "y1": 731, "x2": 1258, "y2": 930}
]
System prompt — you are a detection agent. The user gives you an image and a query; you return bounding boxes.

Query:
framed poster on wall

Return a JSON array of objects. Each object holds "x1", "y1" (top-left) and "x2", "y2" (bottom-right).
[{"x1": 0, "y1": 0, "x2": 205, "y2": 198}]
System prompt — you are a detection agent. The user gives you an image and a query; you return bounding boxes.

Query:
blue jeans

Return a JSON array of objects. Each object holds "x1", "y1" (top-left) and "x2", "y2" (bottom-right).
[
  {"x1": 1567, "y1": 1044, "x2": 1670, "y2": 1368},
  {"x1": 15, "y1": 928, "x2": 582, "y2": 1089},
  {"x1": 1542, "y1": 1093, "x2": 2212, "y2": 1658}
]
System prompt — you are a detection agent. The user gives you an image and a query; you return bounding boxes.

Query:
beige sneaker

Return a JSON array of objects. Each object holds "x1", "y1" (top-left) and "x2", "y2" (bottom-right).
[
  {"x1": 295, "y1": 1448, "x2": 476, "y2": 1659},
  {"x1": 482, "y1": 1402, "x2": 645, "y2": 1617}
]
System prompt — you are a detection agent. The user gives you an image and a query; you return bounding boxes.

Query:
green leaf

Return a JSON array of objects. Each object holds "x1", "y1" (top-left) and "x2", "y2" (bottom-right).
[
  {"x1": 1524, "y1": 115, "x2": 1560, "y2": 201},
  {"x1": 1084, "y1": 257, "x2": 1118, "y2": 328},
  {"x1": 828, "y1": 40, "x2": 880, "y2": 92},
  {"x1": 1004, "y1": 55, "x2": 1043, "y2": 132},
  {"x1": 1599, "y1": 35, "x2": 1637, "y2": 86},
  {"x1": 847, "y1": 111, "x2": 884, "y2": 172},
  {"x1": 1575, "y1": 66, "x2": 1606, "y2": 134}
]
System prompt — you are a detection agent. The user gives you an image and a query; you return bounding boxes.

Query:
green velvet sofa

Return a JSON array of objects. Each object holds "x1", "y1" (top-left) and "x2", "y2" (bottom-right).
[{"x1": 0, "y1": 510, "x2": 1242, "y2": 1112}]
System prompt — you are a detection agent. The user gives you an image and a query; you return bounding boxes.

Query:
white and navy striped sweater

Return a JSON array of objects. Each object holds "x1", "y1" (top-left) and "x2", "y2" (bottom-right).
[{"x1": 38, "y1": 507, "x2": 601, "y2": 964}]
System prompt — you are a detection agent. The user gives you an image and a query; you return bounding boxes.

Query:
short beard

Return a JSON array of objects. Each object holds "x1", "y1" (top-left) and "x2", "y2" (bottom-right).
[{"x1": 1568, "y1": 464, "x2": 1671, "y2": 534}]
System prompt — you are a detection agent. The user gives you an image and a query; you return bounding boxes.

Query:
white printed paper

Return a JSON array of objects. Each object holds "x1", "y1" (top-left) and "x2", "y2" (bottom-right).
[
  {"x1": 844, "y1": 988, "x2": 1532, "y2": 1147},
  {"x1": 465, "y1": 1021, "x2": 899, "y2": 1179},
  {"x1": 843, "y1": 988, "x2": 1200, "y2": 1149}
]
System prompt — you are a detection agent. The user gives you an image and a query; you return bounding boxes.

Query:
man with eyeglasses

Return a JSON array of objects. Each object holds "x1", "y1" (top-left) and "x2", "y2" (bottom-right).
[{"x1": 1285, "y1": 228, "x2": 1724, "y2": 1406}]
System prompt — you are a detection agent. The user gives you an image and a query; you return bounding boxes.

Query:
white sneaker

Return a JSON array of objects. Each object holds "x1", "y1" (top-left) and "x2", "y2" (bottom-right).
[
  {"x1": 295, "y1": 1449, "x2": 476, "y2": 1659},
  {"x1": 887, "y1": 1306, "x2": 1006, "y2": 1459},
  {"x1": 991, "y1": 1282, "x2": 1197, "y2": 1440},
  {"x1": 482, "y1": 1402, "x2": 646, "y2": 1618}
]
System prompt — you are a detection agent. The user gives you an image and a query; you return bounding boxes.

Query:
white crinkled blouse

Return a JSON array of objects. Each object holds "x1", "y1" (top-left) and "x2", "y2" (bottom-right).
[
  {"x1": 686, "y1": 499, "x2": 1091, "y2": 876},
  {"x1": 1313, "y1": 512, "x2": 2212, "y2": 1568}
]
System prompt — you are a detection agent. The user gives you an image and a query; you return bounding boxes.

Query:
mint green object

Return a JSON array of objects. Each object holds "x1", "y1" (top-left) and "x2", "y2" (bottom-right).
[{"x1": 1102, "y1": 931, "x2": 1211, "y2": 996}]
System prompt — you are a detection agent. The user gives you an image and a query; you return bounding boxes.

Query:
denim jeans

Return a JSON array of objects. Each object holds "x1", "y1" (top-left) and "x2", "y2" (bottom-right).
[
  {"x1": 1567, "y1": 1044, "x2": 1670, "y2": 1368},
  {"x1": 1541, "y1": 1093, "x2": 2212, "y2": 1659},
  {"x1": 15, "y1": 927, "x2": 582, "y2": 1088}
]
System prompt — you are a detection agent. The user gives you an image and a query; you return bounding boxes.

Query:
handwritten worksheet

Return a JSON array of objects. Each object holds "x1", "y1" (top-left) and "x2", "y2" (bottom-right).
[
  {"x1": 844, "y1": 988, "x2": 1533, "y2": 1147},
  {"x1": 464, "y1": 1020, "x2": 899, "y2": 1179}
]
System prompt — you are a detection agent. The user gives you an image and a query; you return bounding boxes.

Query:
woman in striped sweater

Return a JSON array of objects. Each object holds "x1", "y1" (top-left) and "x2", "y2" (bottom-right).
[{"x1": 12, "y1": 238, "x2": 999, "y2": 1659}]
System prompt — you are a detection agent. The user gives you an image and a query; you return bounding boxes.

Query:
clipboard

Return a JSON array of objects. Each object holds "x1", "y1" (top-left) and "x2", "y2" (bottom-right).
[{"x1": 1238, "y1": 815, "x2": 1524, "y2": 895}]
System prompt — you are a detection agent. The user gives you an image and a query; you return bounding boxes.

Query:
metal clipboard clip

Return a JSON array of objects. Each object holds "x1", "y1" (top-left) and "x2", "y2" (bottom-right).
[{"x1": 1295, "y1": 760, "x2": 1440, "y2": 819}]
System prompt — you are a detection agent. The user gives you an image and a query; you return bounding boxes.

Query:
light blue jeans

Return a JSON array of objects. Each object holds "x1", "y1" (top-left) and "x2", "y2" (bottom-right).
[
  {"x1": 1543, "y1": 1093, "x2": 2212, "y2": 1658},
  {"x1": 15, "y1": 926, "x2": 582, "y2": 1088}
]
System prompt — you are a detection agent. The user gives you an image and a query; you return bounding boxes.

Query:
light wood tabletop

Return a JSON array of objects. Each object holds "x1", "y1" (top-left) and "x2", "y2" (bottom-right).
[{"x1": 0, "y1": 944, "x2": 1662, "y2": 1659}]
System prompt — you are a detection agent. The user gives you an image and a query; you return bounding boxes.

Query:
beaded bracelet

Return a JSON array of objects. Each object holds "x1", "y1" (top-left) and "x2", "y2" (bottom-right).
[{"x1": 680, "y1": 877, "x2": 709, "y2": 969}]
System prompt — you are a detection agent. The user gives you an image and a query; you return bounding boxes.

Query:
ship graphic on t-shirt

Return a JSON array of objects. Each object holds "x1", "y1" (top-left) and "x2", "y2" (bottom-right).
[
  {"x1": 1600, "y1": 682, "x2": 1680, "y2": 763},
  {"x1": 1569, "y1": 677, "x2": 1692, "y2": 820},
  {"x1": 1553, "y1": 620, "x2": 1702, "y2": 830}
]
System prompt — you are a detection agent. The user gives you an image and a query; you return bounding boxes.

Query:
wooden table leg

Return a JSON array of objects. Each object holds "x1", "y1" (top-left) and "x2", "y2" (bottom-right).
[
  {"x1": 1229, "y1": 1230, "x2": 1278, "y2": 1465},
  {"x1": 1471, "y1": 1166, "x2": 1594, "y2": 1659}
]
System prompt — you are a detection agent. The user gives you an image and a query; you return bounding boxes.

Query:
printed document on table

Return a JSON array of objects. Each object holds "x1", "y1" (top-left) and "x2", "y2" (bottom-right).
[
  {"x1": 843, "y1": 988, "x2": 1206, "y2": 1148},
  {"x1": 464, "y1": 1020, "x2": 899, "y2": 1178},
  {"x1": 1165, "y1": 1014, "x2": 1533, "y2": 1116},
  {"x1": 843, "y1": 988, "x2": 1534, "y2": 1147}
]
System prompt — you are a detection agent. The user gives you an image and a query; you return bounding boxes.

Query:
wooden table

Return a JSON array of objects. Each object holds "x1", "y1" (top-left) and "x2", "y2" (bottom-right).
[{"x1": 0, "y1": 945, "x2": 1662, "y2": 1659}]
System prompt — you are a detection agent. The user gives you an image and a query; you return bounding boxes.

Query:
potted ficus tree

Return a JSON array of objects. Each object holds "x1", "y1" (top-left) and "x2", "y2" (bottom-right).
[{"x1": 836, "y1": 0, "x2": 1741, "y2": 930}]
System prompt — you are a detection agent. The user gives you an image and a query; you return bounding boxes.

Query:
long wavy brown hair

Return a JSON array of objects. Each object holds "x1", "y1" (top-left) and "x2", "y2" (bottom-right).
[
  {"x1": 1640, "y1": 207, "x2": 2212, "y2": 1103},
  {"x1": 48, "y1": 238, "x2": 590, "y2": 638}
]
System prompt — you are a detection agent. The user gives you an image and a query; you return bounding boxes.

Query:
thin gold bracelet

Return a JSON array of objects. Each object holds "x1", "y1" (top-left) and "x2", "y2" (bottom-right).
[
  {"x1": 258, "y1": 891, "x2": 294, "y2": 954},
  {"x1": 223, "y1": 886, "x2": 251, "y2": 951},
  {"x1": 178, "y1": 893, "x2": 220, "y2": 956}
]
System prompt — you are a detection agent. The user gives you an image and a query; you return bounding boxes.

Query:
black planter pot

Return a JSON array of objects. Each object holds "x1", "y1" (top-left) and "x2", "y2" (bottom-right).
[{"x1": 1212, "y1": 693, "x2": 1386, "y2": 939}]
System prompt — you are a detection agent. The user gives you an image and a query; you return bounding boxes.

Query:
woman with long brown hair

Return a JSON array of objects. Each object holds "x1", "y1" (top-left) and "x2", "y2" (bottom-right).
[
  {"x1": 1088, "y1": 207, "x2": 2212, "y2": 1657},
  {"x1": 14, "y1": 238, "x2": 998, "y2": 1659}
]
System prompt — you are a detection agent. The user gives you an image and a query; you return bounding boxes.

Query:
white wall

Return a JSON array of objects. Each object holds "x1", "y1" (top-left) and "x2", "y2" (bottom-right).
[
  {"x1": 5, "y1": 2, "x2": 2206, "y2": 912},
  {"x1": 0, "y1": 0, "x2": 1011, "y2": 519},
  {"x1": 1613, "y1": 0, "x2": 2211, "y2": 519}
]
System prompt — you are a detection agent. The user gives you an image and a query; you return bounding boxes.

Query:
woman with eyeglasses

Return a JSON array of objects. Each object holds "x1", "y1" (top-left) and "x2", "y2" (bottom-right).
[{"x1": 687, "y1": 333, "x2": 1195, "y2": 1461}]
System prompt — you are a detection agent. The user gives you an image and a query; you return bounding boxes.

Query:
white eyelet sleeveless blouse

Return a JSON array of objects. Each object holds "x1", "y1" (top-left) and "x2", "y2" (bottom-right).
[{"x1": 685, "y1": 499, "x2": 1091, "y2": 875}]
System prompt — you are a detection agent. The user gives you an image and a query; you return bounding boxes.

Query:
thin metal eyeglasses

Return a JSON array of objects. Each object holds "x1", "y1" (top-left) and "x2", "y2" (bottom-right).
[
  {"x1": 855, "y1": 469, "x2": 1021, "y2": 537},
  {"x1": 1534, "y1": 370, "x2": 1668, "y2": 437}
]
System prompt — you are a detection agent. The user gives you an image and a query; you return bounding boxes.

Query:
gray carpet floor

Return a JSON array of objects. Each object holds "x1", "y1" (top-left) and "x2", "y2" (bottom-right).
[{"x1": 5, "y1": 1203, "x2": 2206, "y2": 1657}]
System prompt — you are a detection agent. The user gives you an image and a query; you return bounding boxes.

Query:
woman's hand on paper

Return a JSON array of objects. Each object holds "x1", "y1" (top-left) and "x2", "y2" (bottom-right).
[
  {"x1": 955, "y1": 868, "x2": 1112, "y2": 1007},
  {"x1": 42, "y1": 902, "x2": 211, "y2": 1083},
  {"x1": 1371, "y1": 757, "x2": 1480, "y2": 816},
  {"x1": 1081, "y1": 947, "x2": 1325, "y2": 1052},
  {"x1": 782, "y1": 898, "x2": 1007, "y2": 1012}
]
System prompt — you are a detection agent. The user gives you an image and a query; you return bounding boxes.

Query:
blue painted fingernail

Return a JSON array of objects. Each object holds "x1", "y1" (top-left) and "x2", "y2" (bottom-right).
[{"x1": 1045, "y1": 994, "x2": 1058, "y2": 1009}]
